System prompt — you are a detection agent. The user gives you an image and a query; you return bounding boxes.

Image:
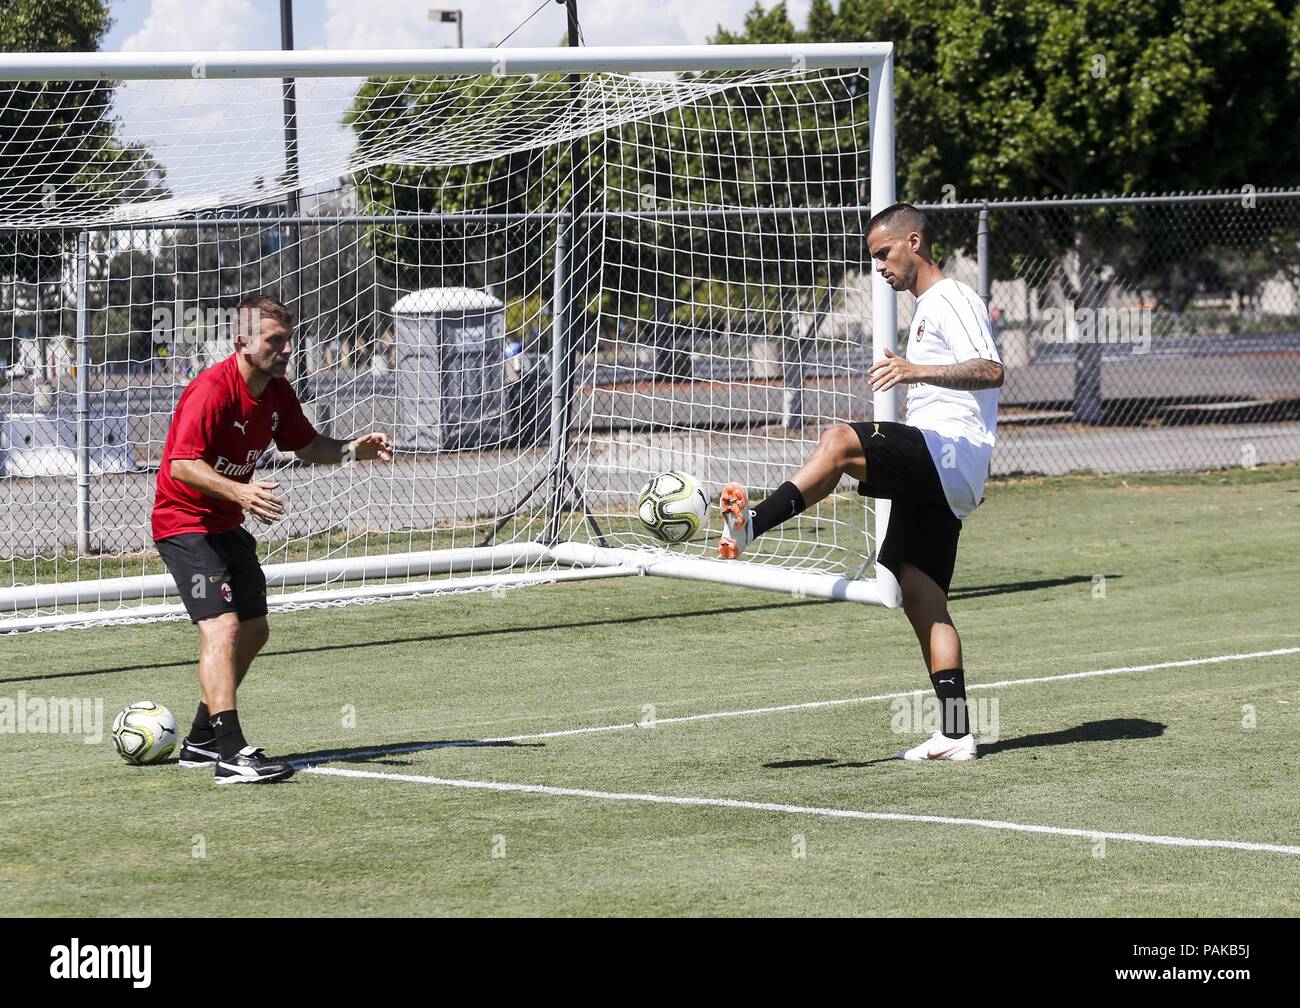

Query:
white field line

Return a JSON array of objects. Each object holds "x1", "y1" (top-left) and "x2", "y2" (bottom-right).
[
  {"x1": 302, "y1": 765, "x2": 1300, "y2": 857},
  {"x1": 294, "y1": 645, "x2": 1300, "y2": 767}
]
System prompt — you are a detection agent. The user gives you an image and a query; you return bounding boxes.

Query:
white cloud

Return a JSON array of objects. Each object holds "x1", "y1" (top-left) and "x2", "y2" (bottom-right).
[{"x1": 120, "y1": 0, "x2": 276, "y2": 52}]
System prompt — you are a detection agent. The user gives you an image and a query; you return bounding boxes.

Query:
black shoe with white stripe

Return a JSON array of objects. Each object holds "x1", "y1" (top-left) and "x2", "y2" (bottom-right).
[
  {"x1": 214, "y1": 746, "x2": 295, "y2": 785},
  {"x1": 178, "y1": 737, "x2": 220, "y2": 768}
]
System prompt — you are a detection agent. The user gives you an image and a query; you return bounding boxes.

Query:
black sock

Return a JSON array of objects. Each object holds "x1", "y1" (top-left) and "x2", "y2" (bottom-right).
[
  {"x1": 189, "y1": 702, "x2": 213, "y2": 743},
  {"x1": 931, "y1": 667, "x2": 970, "y2": 739},
  {"x1": 209, "y1": 709, "x2": 247, "y2": 760},
  {"x1": 750, "y1": 481, "x2": 807, "y2": 539}
]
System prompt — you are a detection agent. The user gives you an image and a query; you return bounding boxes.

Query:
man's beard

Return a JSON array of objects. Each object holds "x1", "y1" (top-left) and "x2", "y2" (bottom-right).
[{"x1": 245, "y1": 351, "x2": 288, "y2": 376}]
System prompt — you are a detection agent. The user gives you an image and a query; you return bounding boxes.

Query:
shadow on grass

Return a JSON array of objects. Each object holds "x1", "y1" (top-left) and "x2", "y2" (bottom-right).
[
  {"x1": 6, "y1": 576, "x2": 1124, "y2": 688},
  {"x1": 2, "y1": 598, "x2": 823, "y2": 685},
  {"x1": 948, "y1": 574, "x2": 1120, "y2": 601},
  {"x1": 976, "y1": 717, "x2": 1165, "y2": 757},
  {"x1": 284, "y1": 737, "x2": 544, "y2": 767},
  {"x1": 763, "y1": 718, "x2": 1165, "y2": 768}
]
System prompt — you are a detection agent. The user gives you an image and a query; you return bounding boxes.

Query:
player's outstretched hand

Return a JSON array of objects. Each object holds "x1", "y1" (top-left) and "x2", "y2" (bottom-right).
[
  {"x1": 239, "y1": 480, "x2": 286, "y2": 524},
  {"x1": 352, "y1": 432, "x2": 393, "y2": 463},
  {"x1": 868, "y1": 347, "x2": 923, "y2": 393}
]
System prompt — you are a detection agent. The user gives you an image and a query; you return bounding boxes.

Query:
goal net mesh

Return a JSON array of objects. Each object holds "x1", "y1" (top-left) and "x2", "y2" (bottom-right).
[{"x1": 0, "y1": 57, "x2": 883, "y2": 628}]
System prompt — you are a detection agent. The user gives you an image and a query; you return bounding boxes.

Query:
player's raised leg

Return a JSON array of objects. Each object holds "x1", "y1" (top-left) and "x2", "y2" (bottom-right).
[
  {"x1": 719, "y1": 424, "x2": 866, "y2": 559},
  {"x1": 897, "y1": 563, "x2": 976, "y2": 761}
]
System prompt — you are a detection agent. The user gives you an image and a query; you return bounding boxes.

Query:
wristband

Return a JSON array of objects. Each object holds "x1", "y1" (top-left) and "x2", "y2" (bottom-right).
[{"x1": 341, "y1": 442, "x2": 357, "y2": 465}]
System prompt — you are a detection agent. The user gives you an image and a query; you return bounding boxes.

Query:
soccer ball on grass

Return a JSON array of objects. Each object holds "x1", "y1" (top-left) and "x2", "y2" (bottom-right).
[{"x1": 111, "y1": 701, "x2": 177, "y2": 765}]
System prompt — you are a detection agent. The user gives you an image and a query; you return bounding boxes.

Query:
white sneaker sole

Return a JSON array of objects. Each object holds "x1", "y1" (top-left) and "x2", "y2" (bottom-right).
[
  {"x1": 214, "y1": 767, "x2": 294, "y2": 784},
  {"x1": 900, "y1": 741, "x2": 978, "y2": 762}
]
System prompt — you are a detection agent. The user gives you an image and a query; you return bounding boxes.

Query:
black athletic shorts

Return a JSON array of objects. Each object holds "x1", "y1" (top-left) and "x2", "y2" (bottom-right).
[
  {"x1": 156, "y1": 526, "x2": 268, "y2": 623},
  {"x1": 849, "y1": 420, "x2": 962, "y2": 594}
]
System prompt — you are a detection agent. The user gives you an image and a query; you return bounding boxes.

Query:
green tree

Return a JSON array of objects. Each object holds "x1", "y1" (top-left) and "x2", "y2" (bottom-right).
[
  {"x1": 722, "y1": 1, "x2": 1300, "y2": 299},
  {"x1": 751, "y1": 0, "x2": 1300, "y2": 198},
  {"x1": 345, "y1": 72, "x2": 576, "y2": 337},
  {"x1": 721, "y1": 0, "x2": 1300, "y2": 420},
  {"x1": 345, "y1": 48, "x2": 866, "y2": 354},
  {"x1": 0, "y1": 0, "x2": 167, "y2": 380}
]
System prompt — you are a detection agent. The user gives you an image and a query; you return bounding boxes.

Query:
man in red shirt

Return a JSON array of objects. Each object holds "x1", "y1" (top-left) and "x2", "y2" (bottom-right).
[{"x1": 153, "y1": 295, "x2": 392, "y2": 783}]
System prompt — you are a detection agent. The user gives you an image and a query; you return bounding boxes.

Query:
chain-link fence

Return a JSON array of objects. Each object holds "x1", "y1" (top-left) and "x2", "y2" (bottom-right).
[
  {"x1": 919, "y1": 190, "x2": 1300, "y2": 475},
  {"x1": 2, "y1": 189, "x2": 1299, "y2": 562}
]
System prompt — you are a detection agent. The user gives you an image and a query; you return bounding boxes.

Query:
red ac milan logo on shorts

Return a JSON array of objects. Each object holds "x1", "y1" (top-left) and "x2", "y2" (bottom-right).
[
  {"x1": 916, "y1": 320, "x2": 925, "y2": 340},
  {"x1": 220, "y1": 582, "x2": 233, "y2": 603}
]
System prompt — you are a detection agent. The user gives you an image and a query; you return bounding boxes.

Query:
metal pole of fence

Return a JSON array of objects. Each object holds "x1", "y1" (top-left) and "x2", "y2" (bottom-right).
[
  {"x1": 782, "y1": 308, "x2": 805, "y2": 429},
  {"x1": 543, "y1": 0, "x2": 590, "y2": 545},
  {"x1": 547, "y1": 218, "x2": 568, "y2": 491},
  {"x1": 976, "y1": 203, "x2": 991, "y2": 307},
  {"x1": 74, "y1": 230, "x2": 91, "y2": 556}
]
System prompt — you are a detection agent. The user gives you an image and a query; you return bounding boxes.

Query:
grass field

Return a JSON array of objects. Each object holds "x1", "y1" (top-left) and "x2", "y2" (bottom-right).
[{"x1": 2, "y1": 465, "x2": 1299, "y2": 916}]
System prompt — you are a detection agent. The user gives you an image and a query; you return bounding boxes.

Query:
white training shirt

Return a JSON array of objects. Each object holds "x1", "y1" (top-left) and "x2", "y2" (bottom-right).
[{"x1": 902, "y1": 276, "x2": 1001, "y2": 519}]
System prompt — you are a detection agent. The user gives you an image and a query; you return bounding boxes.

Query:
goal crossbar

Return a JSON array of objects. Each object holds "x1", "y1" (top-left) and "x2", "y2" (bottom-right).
[{"x1": 0, "y1": 43, "x2": 892, "y2": 81}]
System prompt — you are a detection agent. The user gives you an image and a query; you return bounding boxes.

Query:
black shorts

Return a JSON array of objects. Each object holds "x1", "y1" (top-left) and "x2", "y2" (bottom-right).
[
  {"x1": 156, "y1": 527, "x2": 268, "y2": 623},
  {"x1": 849, "y1": 421, "x2": 962, "y2": 595}
]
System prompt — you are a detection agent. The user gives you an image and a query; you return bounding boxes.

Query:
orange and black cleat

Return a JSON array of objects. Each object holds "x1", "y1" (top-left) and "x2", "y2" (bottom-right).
[{"x1": 717, "y1": 482, "x2": 753, "y2": 559}]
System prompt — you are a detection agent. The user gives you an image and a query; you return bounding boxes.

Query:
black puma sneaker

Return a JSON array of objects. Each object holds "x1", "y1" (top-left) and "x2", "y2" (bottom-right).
[
  {"x1": 214, "y1": 746, "x2": 295, "y2": 785},
  {"x1": 177, "y1": 737, "x2": 220, "y2": 768}
]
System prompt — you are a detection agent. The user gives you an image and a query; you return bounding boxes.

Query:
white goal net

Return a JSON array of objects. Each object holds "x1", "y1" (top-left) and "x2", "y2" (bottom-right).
[{"x1": 0, "y1": 44, "x2": 899, "y2": 631}]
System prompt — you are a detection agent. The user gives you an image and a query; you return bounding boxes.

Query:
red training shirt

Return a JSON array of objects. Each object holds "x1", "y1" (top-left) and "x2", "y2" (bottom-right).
[{"x1": 152, "y1": 353, "x2": 317, "y2": 541}]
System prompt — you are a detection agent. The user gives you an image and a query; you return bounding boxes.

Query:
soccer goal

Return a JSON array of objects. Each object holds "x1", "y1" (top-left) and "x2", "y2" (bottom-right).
[{"x1": 0, "y1": 42, "x2": 900, "y2": 631}]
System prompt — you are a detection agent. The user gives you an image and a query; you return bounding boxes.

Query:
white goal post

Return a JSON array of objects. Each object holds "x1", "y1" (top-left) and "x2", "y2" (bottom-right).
[{"x1": 0, "y1": 43, "x2": 899, "y2": 631}]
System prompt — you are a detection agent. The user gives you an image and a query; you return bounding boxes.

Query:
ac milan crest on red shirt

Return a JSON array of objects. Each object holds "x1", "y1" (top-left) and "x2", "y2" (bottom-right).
[{"x1": 152, "y1": 354, "x2": 317, "y2": 541}]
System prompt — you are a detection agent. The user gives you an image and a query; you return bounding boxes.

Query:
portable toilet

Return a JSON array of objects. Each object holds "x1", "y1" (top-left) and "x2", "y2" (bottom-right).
[{"x1": 391, "y1": 287, "x2": 505, "y2": 451}]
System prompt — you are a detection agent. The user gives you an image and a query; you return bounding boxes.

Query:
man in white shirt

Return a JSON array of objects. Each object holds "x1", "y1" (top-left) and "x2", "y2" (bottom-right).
[{"x1": 718, "y1": 202, "x2": 1004, "y2": 761}]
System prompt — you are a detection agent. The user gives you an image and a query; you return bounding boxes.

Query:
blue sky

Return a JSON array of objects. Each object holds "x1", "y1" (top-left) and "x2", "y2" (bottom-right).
[{"x1": 99, "y1": 1, "x2": 814, "y2": 52}]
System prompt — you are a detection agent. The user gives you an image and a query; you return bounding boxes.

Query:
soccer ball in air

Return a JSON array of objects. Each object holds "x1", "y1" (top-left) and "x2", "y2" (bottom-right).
[
  {"x1": 637, "y1": 471, "x2": 709, "y2": 543},
  {"x1": 111, "y1": 701, "x2": 178, "y2": 765}
]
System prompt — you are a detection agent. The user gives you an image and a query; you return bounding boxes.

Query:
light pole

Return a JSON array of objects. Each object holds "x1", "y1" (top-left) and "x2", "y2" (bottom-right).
[{"x1": 428, "y1": 9, "x2": 463, "y2": 48}]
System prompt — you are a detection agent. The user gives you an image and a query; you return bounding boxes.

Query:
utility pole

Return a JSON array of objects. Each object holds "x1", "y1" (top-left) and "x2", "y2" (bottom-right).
[
  {"x1": 482, "y1": 0, "x2": 605, "y2": 548},
  {"x1": 562, "y1": 0, "x2": 579, "y2": 46},
  {"x1": 429, "y1": 9, "x2": 463, "y2": 47},
  {"x1": 280, "y1": 0, "x2": 316, "y2": 417},
  {"x1": 279, "y1": 0, "x2": 300, "y2": 298},
  {"x1": 543, "y1": 0, "x2": 588, "y2": 543}
]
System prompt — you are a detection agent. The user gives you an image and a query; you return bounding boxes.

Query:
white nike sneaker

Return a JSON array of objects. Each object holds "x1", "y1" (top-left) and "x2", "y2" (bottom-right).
[
  {"x1": 718, "y1": 483, "x2": 753, "y2": 560},
  {"x1": 900, "y1": 731, "x2": 978, "y2": 762}
]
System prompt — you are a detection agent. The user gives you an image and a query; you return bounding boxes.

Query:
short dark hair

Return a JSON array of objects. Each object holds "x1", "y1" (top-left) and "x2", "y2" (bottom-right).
[
  {"x1": 234, "y1": 295, "x2": 292, "y2": 344},
  {"x1": 867, "y1": 202, "x2": 932, "y2": 251}
]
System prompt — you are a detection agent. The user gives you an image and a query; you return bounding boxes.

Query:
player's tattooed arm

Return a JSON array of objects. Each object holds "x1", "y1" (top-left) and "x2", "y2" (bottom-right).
[
  {"x1": 924, "y1": 357, "x2": 1005, "y2": 390},
  {"x1": 868, "y1": 348, "x2": 1004, "y2": 392}
]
